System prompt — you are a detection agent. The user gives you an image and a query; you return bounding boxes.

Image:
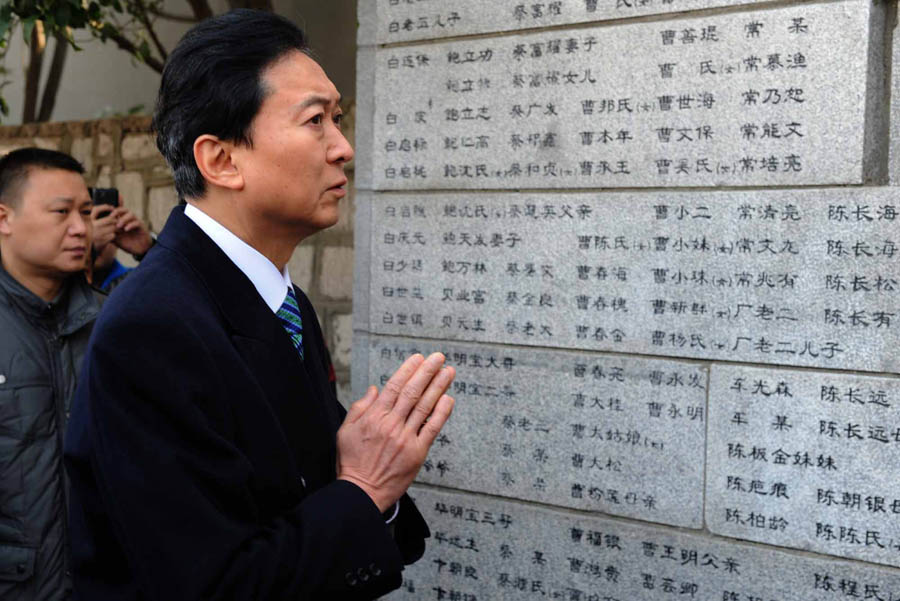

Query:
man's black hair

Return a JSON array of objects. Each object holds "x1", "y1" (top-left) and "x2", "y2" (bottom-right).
[
  {"x1": 152, "y1": 9, "x2": 311, "y2": 200},
  {"x1": 0, "y1": 147, "x2": 85, "y2": 208}
]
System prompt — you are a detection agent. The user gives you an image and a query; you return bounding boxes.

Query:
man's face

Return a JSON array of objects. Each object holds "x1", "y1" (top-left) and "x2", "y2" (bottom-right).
[
  {"x1": 0, "y1": 168, "x2": 93, "y2": 279},
  {"x1": 232, "y1": 51, "x2": 354, "y2": 239}
]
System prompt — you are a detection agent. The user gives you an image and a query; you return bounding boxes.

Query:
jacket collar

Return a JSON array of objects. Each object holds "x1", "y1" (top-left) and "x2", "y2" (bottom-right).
[
  {"x1": 0, "y1": 256, "x2": 100, "y2": 336},
  {"x1": 155, "y1": 204, "x2": 284, "y2": 345}
]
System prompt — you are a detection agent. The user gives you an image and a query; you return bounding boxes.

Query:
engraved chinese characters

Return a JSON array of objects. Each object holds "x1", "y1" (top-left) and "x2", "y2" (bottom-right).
[
  {"x1": 370, "y1": 0, "x2": 782, "y2": 44},
  {"x1": 370, "y1": 190, "x2": 899, "y2": 373},
  {"x1": 368, "y1": 337, "x2": 707, "y2": 527},
  {"x1": 708, "y1": 366, "x2": 900, "y2": 568},
  {"x1": 370, "y1": 1, "x2": 881, "y2": 190},
  {"x1": 357, "y1": 0, "x2": 900, "y2": 590},
  {"x1": 391, "y1": 486, "x2": 900, "y2": 601}
]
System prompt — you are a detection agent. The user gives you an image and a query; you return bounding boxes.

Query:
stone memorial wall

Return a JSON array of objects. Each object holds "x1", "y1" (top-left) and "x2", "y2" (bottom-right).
[{"x1": 354, "y1": 0, "x2": 900, "y2": 597}]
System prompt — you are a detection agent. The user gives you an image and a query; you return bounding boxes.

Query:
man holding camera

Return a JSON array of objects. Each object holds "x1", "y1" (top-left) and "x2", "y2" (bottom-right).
[{"x1": 0, "y1": 147, "x2": 101, "y2": 601}]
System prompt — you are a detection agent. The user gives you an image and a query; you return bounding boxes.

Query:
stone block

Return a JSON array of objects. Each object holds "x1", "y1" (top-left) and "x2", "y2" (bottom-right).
[
  {"x1": 121, "y1": 134, "x2": 158, "y2": 161},
  {"x1": 369, "y1": 0, "x2": 880, "y2": 190},
  {"x1": 114, "y1": 172, "x2": 145, "y2": 221},
  {"x1": 70, "y1": 138, "x2": 94, "y2": 175},
  {"x1": 351, "y1": 330, "x2": 371, "y2": 402},
  {"x1": 147, "y1": 185, "x2": 179, "y2": 232},
  {"x1": 387, "y1": 486, "x2": 900, "y2": 601},
  {"x1": 333, "y1": 182, "x2": 355, "y2": 234},
  {"x1": 319, "y1": 246, "x2": 355, "y2": 300},
  {"x1": 335, "y1": 378, "x2": 353, "y2": 411},
  {"x1": 357, "y1": 0, "x2": 377, "y2": 46},
  {"x1": 0, "y1": 139, "x2": 33, "y2": 155},
  {"x1": 352, "y1": 190, "x2": 373, "y2": 332},
  {"x1": 342, "y1": 101, "x2": 356, "y2": 172},
  {"x1": 369, "y1": 188, "x2": 900, "y2": 373},
  {"x1": 97, "y1": 133, "x2": 114, "y2": 158},
  {"x1": 94, "y1": 165, "x2": 113, "y2": 188},
  {"x1": 889, "y1": 6, "x2": 900, "y2": 187},
  {"x1": 288, "y1": 244, "x2": 315, "y2": 292},
  {"x1": 32, "y1": 137, "x2": 61, "y2": 150},
  {"x1": 330, "y1": 312, "x2": 353, "y2": 371},
  {"x1": 366, "y1": 335, "x2": 707, "y2": 527},
  {"x1": 374, "y1": 0, "x2": 784, "y2": 44},
  {"x1": 707, "y1": 364, "x2": 900, "y2": 567},
  {"x1": 150, "y1": 164, "x2": 173, "y2": 182},
  {"x1": 355, "y1": 46, "x2": 376, "y2": 191}
]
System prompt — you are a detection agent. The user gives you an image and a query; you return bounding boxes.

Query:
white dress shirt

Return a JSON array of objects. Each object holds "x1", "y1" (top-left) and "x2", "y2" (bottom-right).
[
  {"x1": 184, "y1": 202, "x2": 291, "y2": 313},
  {"x1": 182, "y1": 203, "x2": 400, "y2": 524}
]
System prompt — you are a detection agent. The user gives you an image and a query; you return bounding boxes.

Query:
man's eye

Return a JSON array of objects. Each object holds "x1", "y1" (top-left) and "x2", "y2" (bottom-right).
[
  {"x1": 310, "y1": 114, "x2": 323, "y2": 125},
  {"x1": 333, "y1": 114, "x2": 344, "y2": 126}
]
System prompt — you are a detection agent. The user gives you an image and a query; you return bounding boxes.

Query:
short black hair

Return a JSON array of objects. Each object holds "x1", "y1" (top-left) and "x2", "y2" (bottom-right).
[
  {"x1": 0, "y1": 147, "x2": 84, "y2": 208},
  {"x1": 153, "y1": 9, "x2": 311, "y2": 200}
]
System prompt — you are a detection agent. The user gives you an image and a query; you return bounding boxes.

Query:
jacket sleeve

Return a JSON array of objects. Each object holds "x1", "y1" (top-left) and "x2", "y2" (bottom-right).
[
  {"x1": 304, "y1": 288, "x2": 431, "y2": 568},
  {"x1": 66, "y1": 304, "x2": 412, "y2": 601}
]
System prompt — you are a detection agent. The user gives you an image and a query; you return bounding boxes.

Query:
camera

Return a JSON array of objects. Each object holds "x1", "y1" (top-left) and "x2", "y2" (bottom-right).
[
  {"x1": 89, "y1": 187, "x2": 119, "y2": 207},
  {"x1": 88, "y1": 187, "x2": 119, "y2": 218}
]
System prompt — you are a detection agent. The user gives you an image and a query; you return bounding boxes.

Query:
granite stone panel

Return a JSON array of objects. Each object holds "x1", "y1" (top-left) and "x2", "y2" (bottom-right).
[
  {"x1": 355, "y1": 46, "x2": 377, "y2": 191},
  {"x1": 368, "y1": 0, "x2": 879, "y2": 189},
  {"x1": 352, "y1": 189, "x2": 374, "y2": 332},
  {"x1": 370, "y1": 0, "x2": 782, "y2": 44},
  {"x1": 707, "y1": 364, "x2": 900, "y2": 568},
  {"x1": 351, "y1": 330, "x2": 371, "y2": 402},
  {"x1": 385, "y1": 485, "x2": 900, "y2": 601},
  {"x1": 366, "y1": 335, "x2": 707, "y2": 528},
  {"x1": 369, "y1": 188, "x2": 900, "y2": 373}
]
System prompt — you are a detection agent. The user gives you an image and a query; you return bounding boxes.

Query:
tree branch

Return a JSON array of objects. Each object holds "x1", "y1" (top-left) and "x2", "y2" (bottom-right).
[
  {"x1": 132, "y1": 0, "x2": 167, "y2": 61},
  {"x1": 23, "y1": 20, "x2": 46, "y2": 123},
  {"x1": 96, "y1": 23, "x2": 165, "y2": 72},
  {"x1": 226, "y1": 0, "x2": 273, "y2": 10},
  {"x1": 185, "y1": 0, "x2": 213, "y2": 20},
  {"x1": 146, "y1": 7, "x2": 198, "y2": 24},
  {"x1": 37, "y1": 29, "x2": 69, "y2": 122}
]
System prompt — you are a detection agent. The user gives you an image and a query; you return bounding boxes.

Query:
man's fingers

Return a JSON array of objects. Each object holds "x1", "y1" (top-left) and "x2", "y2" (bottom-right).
[
  {"x1": 373, "y1": 354, "x2": 425, "y2": 412},
  {"x1": 116, "y1": 210, "x2": 138, "y2": 230},
  {"x1": 417, "y1": 394, "x2": 455, "y2": 446},
  {"x1": 404, "y1": 365, "x2": 455, "y2": 433},
  {"x1": 345, "y1": 386, "x2": 377, "y2": 423},
  {"x1": 392, "y1": 353, "x2": 446, "y2": 420}
]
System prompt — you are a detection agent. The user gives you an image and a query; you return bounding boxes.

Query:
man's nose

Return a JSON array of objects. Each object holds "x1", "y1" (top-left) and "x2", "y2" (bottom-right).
[
  {"x1": 68, "y1": 212, "x2": 89, "y2": 236},
  {"x1": 329, "y1": 126, "x2": 355, "y2": 164}
]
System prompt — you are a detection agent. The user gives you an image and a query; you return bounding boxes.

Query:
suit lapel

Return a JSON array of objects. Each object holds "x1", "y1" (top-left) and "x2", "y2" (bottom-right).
[{"x1": 156, "y1": 206, "x2": 337, "y2": 489}]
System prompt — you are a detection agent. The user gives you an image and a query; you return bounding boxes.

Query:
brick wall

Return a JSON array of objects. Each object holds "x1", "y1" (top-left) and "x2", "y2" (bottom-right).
[{"x1": 0, "y1": 107, "x2": 357, "y2": 403}]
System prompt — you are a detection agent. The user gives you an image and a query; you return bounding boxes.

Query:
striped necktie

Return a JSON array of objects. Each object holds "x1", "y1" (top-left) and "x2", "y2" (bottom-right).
[{"x1": 276, "y1": 287, "x2": 304, "y2": 360}]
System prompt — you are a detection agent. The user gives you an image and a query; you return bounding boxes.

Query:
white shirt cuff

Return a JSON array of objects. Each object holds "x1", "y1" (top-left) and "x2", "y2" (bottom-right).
[{"x1": 384, "y1": 501, "x2": 400, "y2": 524}]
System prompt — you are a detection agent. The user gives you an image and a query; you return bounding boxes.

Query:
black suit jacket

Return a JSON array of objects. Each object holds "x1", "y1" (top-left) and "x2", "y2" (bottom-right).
[{"x1": 64, "y1": 205, "x2": 428, "y2": 600}]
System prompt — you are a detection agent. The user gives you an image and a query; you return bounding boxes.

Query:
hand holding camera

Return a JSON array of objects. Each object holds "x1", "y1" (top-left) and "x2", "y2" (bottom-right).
[{"x1": 90, "y1": 188, "x2": 154, "y2": 261}]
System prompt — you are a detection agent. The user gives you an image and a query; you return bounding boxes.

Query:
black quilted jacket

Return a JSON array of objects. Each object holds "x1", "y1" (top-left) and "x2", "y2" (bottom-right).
[{"x1": 0, "y1": 262, "x2": 99, "y2": 601}]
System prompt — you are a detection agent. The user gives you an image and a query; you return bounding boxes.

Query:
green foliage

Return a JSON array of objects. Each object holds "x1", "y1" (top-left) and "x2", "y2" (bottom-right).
[{"x1": 0, "y1": 0, "x2": 168, "y2": 121}]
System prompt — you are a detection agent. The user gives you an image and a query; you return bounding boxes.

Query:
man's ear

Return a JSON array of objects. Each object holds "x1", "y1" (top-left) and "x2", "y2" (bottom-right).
[
  {"x1": 193, "y1": 135, "x2": 244, "y2": 192},
  {"x1": 0, "y1": 203, "x2": 14, "y2": 236}
]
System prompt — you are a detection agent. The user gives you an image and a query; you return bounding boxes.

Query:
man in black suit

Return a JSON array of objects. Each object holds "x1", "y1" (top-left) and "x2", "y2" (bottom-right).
[{"x1": 64, "y1": 10, "x2": 455, "y2": 600}]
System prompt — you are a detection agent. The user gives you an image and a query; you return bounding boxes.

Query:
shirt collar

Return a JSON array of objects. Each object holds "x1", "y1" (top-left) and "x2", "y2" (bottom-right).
[{"x1": 184, "y1": 203, "x2": 291, "y2": 314}]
